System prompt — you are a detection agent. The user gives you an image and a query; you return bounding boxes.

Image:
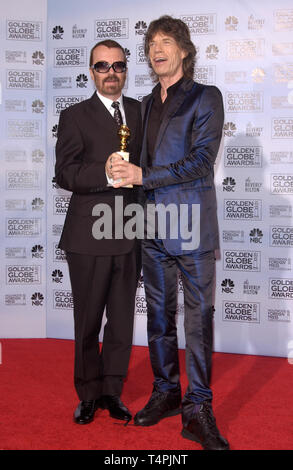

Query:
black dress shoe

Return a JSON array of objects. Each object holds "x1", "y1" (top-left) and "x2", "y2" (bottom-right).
[
  {"x1": 100, "y1": 395, "x2": 132, "y2": 422},
  {"x1": 134, "y1": 387, "x2": 181, "y2": 426},
  {"x1": 73, "y1": 400, "x2": 100, "y2": 425},
  {"x1": 181, "y1": 401, "x2": 230, "y2": 450}
]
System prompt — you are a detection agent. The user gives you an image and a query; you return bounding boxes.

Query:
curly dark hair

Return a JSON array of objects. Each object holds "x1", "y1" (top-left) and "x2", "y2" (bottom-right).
[{"x1": 144, "y1": 15, "x2": 196, "y2": 81}]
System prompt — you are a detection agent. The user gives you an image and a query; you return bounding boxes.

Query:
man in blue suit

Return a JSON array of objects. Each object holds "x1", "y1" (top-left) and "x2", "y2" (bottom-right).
[{"x1": 109, "y1": 16, "x2": 229, "y2": 450}]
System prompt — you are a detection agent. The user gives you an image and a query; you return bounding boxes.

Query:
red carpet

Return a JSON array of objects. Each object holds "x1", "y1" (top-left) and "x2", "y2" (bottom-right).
[{"x1": 0, "y1": 339, "x2": 292, "y2": 450}]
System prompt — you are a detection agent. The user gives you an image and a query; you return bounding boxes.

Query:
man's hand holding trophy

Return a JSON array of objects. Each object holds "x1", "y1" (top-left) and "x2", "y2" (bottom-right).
[{"x1": 106, "y1": 124, "x2": 132, "y2": 188}]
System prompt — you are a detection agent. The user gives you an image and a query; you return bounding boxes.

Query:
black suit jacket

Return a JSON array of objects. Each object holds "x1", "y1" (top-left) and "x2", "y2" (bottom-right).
[{"x1": 55, "y1": 92, "x2": 142, "y2": 256}]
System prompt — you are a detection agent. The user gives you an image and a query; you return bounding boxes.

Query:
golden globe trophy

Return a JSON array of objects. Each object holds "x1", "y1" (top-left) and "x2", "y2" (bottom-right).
[{"x1": 117, "y1": 124, "x2": 132, "y2": 188}]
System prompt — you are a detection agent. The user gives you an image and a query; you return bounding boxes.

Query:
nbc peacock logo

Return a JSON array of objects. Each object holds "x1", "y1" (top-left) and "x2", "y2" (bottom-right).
[
  {"x1": 135, "y1": 21, "x2": 147, "y2": 36},
  {"x1": 31, "y1": 292, "x2": 44, "y2": 306},
  {"x1": 52, "y1": 25, "x2": 64, "y2": 39}
]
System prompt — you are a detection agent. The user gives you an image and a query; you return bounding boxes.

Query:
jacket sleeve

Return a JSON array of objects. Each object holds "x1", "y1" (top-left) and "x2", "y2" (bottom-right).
[
  {"x1": 54, "y1": 108, "x2": 108, "y2": 194},
  {"x1": 142, "y1": 86, "x2": 224, "y2": 190}
]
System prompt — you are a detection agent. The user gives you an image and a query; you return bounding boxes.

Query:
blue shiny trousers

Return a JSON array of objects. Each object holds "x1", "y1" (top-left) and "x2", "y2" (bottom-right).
[{"x1": 142, "y1": 237, "x2": 215, "y2": 405}]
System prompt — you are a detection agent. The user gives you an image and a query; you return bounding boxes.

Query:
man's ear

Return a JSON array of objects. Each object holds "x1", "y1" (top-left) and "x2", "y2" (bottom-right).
[{"x1": 89, "y1": 67, "x2": 95, "y2": 82}]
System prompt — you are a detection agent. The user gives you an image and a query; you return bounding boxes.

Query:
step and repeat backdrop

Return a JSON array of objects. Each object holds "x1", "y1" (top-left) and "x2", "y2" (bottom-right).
[
  {"x1": 0, "y1": 0, "x2": 48, "y2": 337},
  {"x1": 1, "y1": 0, "x2": 293, "y2": 358}
]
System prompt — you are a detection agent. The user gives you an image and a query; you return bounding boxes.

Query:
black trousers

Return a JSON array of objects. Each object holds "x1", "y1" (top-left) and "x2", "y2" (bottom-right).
[
  {"x1": 142, "y1": 237, "x2": 215, "y2": 406},
  {"x1": 66, "y1": 249, "x2": 139, "y2": 401}
]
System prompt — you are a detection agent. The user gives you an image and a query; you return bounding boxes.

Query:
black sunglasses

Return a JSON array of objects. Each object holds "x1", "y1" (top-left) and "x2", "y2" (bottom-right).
[{"x1": 91, "y1": 61, "x2": 127, "y2": 73}]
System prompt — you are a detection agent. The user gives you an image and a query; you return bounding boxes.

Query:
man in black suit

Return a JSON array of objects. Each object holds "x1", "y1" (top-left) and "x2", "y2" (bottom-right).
[
  {"x1": 55, "y1": 40, "x2": 141, "y2": 425},
  {"x1": 111, "y1": 16, "x2": 229, "y2": 450}
]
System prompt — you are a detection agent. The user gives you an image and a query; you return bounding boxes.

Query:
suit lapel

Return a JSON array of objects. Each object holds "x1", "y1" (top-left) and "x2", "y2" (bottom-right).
[
  {"x1": 140, "y1": 94, "x2": 154, "y2": 166},
  {"x1": 123, "y1": 97, "x2": 136, "y2": 142},
  {"x1": 141, "y1": 79, "x2": 195, "y2": 165},
  {"x1": 88, "y1": 92, "x2": 117, "y2": 131},
  {"x1": 154, "y1": 79, "x2": 194, "y2": 153}
]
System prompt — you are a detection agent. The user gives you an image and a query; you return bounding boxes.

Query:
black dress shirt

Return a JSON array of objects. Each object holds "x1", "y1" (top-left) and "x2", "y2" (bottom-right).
[{"x1": 147, "y1": 77, "x2": 184, "y2": 166}]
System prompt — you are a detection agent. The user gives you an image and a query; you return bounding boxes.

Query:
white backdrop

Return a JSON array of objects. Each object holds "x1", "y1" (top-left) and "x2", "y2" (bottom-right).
[{"x1": 1, "y1": 0, "x2": 293, "y2": 358}]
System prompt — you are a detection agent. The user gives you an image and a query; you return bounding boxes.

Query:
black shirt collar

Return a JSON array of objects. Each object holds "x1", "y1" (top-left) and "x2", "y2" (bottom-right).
[{"x1": 153, "y1": 76, "x2": 185, "y2": 102}]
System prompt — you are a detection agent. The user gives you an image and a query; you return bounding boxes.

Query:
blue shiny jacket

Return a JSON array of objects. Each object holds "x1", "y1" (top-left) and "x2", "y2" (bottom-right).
[{"x1": 141, "y1": 78, "x2": 224, "y2": 255}]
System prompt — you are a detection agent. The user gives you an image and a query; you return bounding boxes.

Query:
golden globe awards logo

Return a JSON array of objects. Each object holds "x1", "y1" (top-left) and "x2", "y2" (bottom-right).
[
  {"x1": 53, "y1": 195, "x2": 70, "y2": 214},
  {"x1": 272, "y1": 118, "x2": 293, "y2": 138},
  {"x1": 180, "y1": 14, "x2": 217, "y2": 35},
  {"x1": 6, "y1": 170, "x2": 41, "y2": 190},
  {"x1": 6, "y1": 265, "x2": 41, "y2": 284},
  {"x1": 223, "y1": 250, "x2": 261, "y2": 271},
  {"x1": 136, "y1": 45, "x2": 147, "y2": 64},
  {"x1": 222, "y1": 301, "x2": 260, "y2": 323},
  {"x1": 227, "y1": 39, "x2": 265, "y2": 60},
  {"x1": 7, "y1": 120, "x2": 42, "y2": 139},
  {"x1": 269, "y1": 279, "x2": 293, "y2": 299},
  {"x1": 54, "y1": 47, "x2": 87, "y2": 67},
  {"x1": 53, "y1": 244, "x2": 67, "y2": 262},
  {"x1": 194, "y1": 66, "x2": 216, "y2": 85},
  {"x1": 53, "y1": 96, "x2": 86, "y2": 115},
  {"x1": 224, "y1": 199, "x2": 262, "y2": 220},
  {"x1": 7, "y1": 70, "x2": 42, "y2": 89},
  {"x1": 6, "y1": 20, "x2": 42, "y2": 41},
  {"x1": 135, "y1": 295, "x2": 147, "y2": 315},
  {"x1": 6, "y1": 218, "x2": 41, "y2": 237},
  {"x1": 271, "y1": 174, "x2": 293, "y2": 194},
  {"x1": 224, "y1": 146, "x2": 262, "y2": 167},
  {"x1": 94, "y1": 19, "x2": 129, "y2": 39},
  {"x1": 270, "y1": 226, "x2": 293, "y2": 247},
  {"x1": 225, "y1": 92, "x2": 263, "y2": 113},
  {"x1": 53, "y1": 291, "x2": 73, "y2": 309}
]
